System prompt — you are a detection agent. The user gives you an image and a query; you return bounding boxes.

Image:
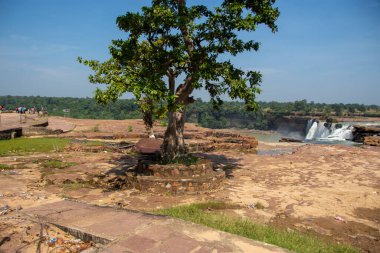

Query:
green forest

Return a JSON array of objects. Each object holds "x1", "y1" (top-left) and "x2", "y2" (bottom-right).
[{"x1": 1, "y1": 96, "x2": 379, "y2": 130}]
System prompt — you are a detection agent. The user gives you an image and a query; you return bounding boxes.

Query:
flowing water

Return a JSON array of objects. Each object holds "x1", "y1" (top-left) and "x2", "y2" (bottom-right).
[
  {"x1": 248, "y1": 132, "x2": 282, "y2": 143},
  {"x1": 305, "y1": 120, "x2": 354, "y2": 141},
  {"x1": 304, "y1": 120, "x2": 380, "y2": 145},
  {"x1": 248, "y1": 120, "x2": 379, "y2": 147},
  {"x1": 257, "y1": 148, "x2": 294, "y2": 156}
]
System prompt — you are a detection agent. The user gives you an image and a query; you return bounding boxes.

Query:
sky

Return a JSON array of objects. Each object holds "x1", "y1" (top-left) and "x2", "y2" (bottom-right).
[{"x1": 0, "y1": 0, "x2": 379, "y2": 105}]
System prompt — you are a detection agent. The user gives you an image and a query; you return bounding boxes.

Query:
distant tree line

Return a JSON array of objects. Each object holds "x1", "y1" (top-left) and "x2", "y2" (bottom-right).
[
  {"x1": 1, "y1": 96, "x2": 379, "y2": 130},
  {"x1": 0, "y1": 95, "x2": 141, "y2": 119},
  {"x1": 260, "y1": 99, "x2": 379, "y2": 117},
  {"x1": 186, "y1": 99, "x2": 380, "y2": 130}
]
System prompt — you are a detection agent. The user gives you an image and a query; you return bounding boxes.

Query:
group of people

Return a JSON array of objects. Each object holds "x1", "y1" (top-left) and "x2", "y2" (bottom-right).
[
  {"x1": 0, "y1": 105, "x2": 47, "y2": 115},
  {"x1": 15, "y1": 106, "x2": 28, "y2": 114},
  {"x1": 13, "y1": 106, "x2": 45, "y2": 115}
]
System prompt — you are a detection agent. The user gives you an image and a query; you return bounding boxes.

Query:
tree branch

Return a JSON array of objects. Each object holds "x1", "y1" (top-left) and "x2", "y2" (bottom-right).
[{"x1": 167, "y1": 69, "x2": 175, "y2": 95}]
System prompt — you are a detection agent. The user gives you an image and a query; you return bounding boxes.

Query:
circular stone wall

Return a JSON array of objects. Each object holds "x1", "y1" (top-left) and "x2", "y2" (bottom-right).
[{"x1": 126, "y1": 160, "x2": 225, "y2": 194}]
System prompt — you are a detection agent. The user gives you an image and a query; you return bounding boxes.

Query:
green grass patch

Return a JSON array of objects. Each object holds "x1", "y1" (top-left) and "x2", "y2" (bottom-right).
[
  {"x1": 161, "y1": 154, "x2": 199, "y2": 165},
  {"x1": 84, "y1": 140, "x2": 105, "y2": 146},
  {"x1": 182, "y1": 202, "x2": 241, "y2": 210},
  {"x1": 40, "y1": 159, "x2": 77, "y2": 169},
  {"x1": 62, "y1": 182, "x2": 93, "y2": 191},
  {"x1": 154, "y1": 202, "x2": 359, "y2": 253},
  {"x1": 40, "y1": 159, "x2": 77, "y2": 178},
  {"x1": 0, "y1": 138, "x2": 70, "y2": 155},
  {"x1": 0, "y1": 164, "x2": 12, "y2": 170}
]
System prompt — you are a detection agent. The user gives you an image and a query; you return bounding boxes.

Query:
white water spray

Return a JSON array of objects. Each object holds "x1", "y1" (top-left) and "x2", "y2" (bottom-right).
[{"x1": 304, "y1": 119, "x2": 354, "y2": 141}]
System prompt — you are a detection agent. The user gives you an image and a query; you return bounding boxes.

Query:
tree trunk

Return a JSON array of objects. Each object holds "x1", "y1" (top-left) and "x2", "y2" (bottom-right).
[
  {"x1": 148, "y1": 126, "x2": 155, "y2": 138},
  {"x1": 162, "y1": 109, "x2": 187, "y2": 161},
  {"x1": 142, "y1": 105, "x2": 155, "y2": 138}
]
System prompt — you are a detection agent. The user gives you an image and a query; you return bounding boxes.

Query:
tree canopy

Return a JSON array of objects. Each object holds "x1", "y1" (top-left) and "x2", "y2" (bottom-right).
[{"x1": 79, "y1": 0, "x2": 280, "y2": 160}]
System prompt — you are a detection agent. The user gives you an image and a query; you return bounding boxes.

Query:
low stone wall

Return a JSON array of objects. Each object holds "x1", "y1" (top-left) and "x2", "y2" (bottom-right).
[
  {"x1": 188, "y1": 136, "x2": 258, "y2": 152},
  {"x1": 126, "y1": 173, "x2": 224, "y2": 194},
  {"x1": 138, "y1": 161, "x2": 214, "y2": 178},
  {"x1": 109, "y1": 159, "x2": 226, "y2": 194},
  {"x1": 204, "y1": 131, "x2": 241, "y2": 138},
  {"x1": 0, "y1": 128, "x2": 22, "y2": 140}
]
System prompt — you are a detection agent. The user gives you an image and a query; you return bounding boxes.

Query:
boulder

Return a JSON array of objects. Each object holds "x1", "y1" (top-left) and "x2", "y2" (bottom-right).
[
  {"x1": 279, "y1": 137, "x2": 303, "y2": 143},
  {"x1": 134, "y1": 138, "x2": 163, "y2": 154},
  {"x1": 353, "y1": 125, "x2": 380, "y2": 142}
]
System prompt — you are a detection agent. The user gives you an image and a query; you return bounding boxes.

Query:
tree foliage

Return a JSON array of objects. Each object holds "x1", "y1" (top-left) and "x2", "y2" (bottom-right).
[
  {"x1": 102, "y1": 0, "x2": 279, "y2": 110},
  {"x1": 79, "y1": 0, "x2": 280, "y2": 159}
]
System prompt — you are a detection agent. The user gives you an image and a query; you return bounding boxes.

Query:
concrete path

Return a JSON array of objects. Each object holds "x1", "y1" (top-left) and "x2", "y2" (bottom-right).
[{"x1": 22, "y1": 200, "x2": 291, "y2": 253}]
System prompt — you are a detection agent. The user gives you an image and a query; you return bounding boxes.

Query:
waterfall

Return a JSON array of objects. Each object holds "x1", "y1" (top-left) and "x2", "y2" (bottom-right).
[
  {"x1": 305, "y1": 119, "x2": 314, "y2": 134},
  {"x1": 305, "y1": 121, "x2": 318, "y2": 140},
  {"x1": 326, "y1": 125, "x2": 354, "y2": 140},
  {"x1": 304, "y1": 120, "x2": 354, "y2": 141}
]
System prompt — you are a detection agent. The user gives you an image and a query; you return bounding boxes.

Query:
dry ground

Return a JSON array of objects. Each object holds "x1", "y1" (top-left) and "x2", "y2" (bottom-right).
[{"x1": 0, "y1": 116, "x2": 379, "y2": 252}]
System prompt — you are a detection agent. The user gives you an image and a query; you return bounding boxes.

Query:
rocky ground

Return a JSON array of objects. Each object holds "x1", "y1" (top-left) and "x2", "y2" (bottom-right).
[{"x1": 0, "y1": 115, "x2": 379, "y2": 252}]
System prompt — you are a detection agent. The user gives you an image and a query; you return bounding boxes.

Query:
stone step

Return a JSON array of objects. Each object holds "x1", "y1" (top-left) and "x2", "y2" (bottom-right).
[
  {"x1": 20, "y1": 200, "x2": 291, "y2": 253},
  {"x1": 128, "y1": 172, "x2": 225, "y2": 193},
  {"x1": 138, "y1": 161, "x2": 215, "y2": 178}
]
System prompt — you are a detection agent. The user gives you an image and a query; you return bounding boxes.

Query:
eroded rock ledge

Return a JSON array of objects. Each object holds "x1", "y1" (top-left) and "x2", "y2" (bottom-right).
[{"x1": 353, "y1": 125, "x2": 380, "y2": 146}]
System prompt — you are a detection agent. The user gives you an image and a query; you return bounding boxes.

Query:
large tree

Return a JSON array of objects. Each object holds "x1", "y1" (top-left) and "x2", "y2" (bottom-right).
[{"x1": 80, "y1": 0, "x2": 279, "y2": 161}]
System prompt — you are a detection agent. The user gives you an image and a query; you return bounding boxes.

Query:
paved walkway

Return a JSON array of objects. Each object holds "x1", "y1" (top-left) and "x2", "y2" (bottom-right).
[{"x1": 22, "y1": 200, "x2": 290, "y2": 253}]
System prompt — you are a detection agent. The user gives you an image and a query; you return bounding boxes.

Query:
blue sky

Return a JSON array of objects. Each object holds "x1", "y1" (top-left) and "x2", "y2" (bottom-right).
[{"x1": 0, "y1": 0, "x2": 379, "y2": 105}]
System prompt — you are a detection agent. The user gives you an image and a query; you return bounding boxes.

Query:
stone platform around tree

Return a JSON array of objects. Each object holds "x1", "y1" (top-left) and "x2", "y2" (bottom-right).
[
  {"x1": 126, "y1": 138, "x2": 226, "y2": 194},
  {"x1": 20, "y1": 200, "x2": 290, "y2": 253},
  {"x1": 128, "y1": 160, "x2": 225, "y2": 194}
]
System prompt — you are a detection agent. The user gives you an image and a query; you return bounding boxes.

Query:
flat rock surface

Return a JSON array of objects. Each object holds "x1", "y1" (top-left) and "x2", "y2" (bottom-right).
[
  {"x1": 0, "y1": 113, "x2": 47, "y2": 131},
  {"x1": 0, "y1": 113, "x2": 76, "y2": 133},
  {"x1": 45, "y1": 116, "x2": 76, "y2": 132},
  {"x1": 22, "y1": 200, "x2": 290, "y2": 253}
]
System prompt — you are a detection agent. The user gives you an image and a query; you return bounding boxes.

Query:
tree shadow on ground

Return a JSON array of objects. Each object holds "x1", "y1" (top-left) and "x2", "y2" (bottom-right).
[
  {"x1": 194, "y1": 153, "x2": 242, "y2": 179},
  {"x1": 105, "y1": 154, "x2": 138, "y2": 176},
  {"x1": 106, "y1": 152, "x2": 242, "y2": 179}
]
